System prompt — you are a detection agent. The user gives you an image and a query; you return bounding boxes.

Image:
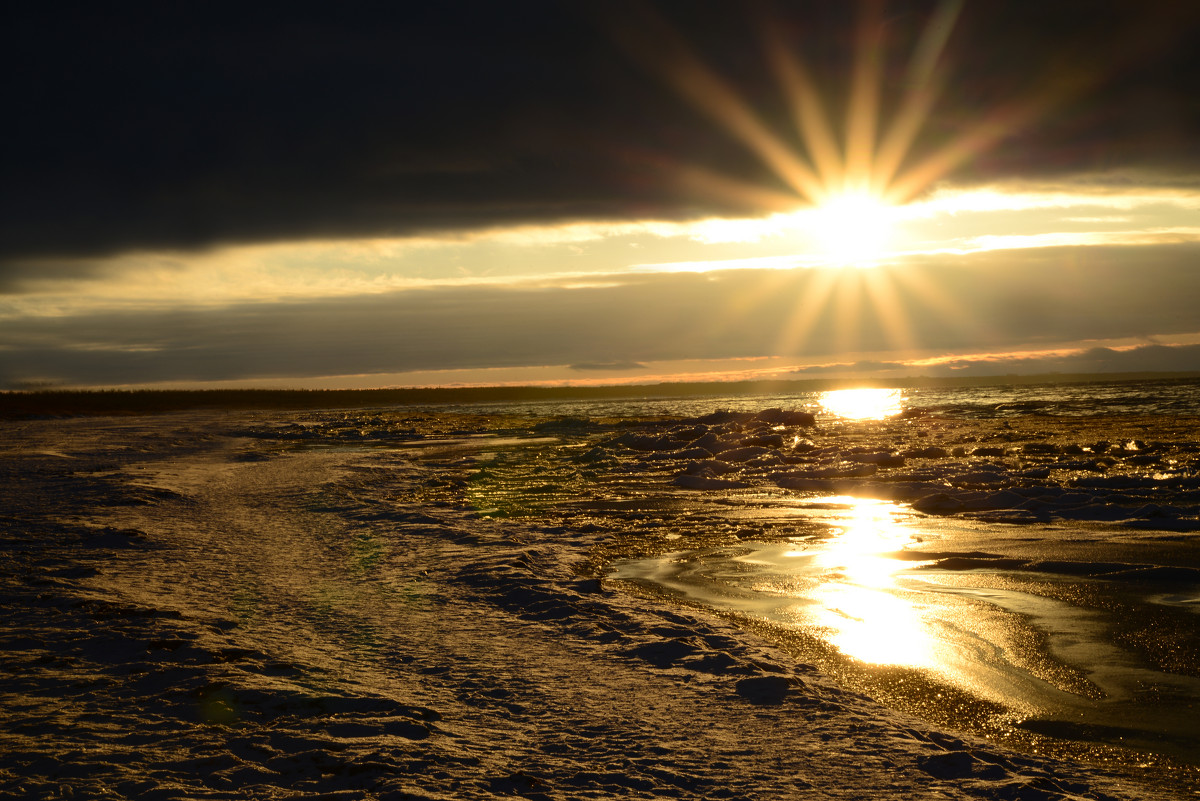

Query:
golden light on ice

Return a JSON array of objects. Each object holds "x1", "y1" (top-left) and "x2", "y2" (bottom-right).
[{"x1": 820, "y1": 387, "x2": 903, "y2": 420}]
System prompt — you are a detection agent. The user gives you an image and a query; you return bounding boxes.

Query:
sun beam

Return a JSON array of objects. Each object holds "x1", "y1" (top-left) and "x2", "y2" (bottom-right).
[
  {"x1": 618, "y1": 0, "x2": 1059, "y2": 237},
  {"x1": 613, "y1": 0, "x2": 1088, "y2": 370}
]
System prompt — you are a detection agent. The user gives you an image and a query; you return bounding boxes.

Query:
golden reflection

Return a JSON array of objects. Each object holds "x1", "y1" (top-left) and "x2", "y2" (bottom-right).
[
  {"x1": 813, "y1": 586, "x2": 932, "y2": 666},
  {"x1": 807, "y1": 497, "x2": 934, "y2": 667},
  {"x1": 811, "y1": 497, "x2": 912, "y2": 582},
  {"x1": 820, "y1": 387, "x2": 903, "y2": 420}
]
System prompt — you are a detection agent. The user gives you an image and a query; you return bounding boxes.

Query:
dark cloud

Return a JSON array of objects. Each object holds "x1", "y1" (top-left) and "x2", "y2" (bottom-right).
[
  {"x1": 0, "y1": 259, "x2": 115, "y2": 294},
  {"x1": 780, "y1": 346, "x2": 1200, "y2": 380},
  {"x1": 917, "y1": 344, "x2": 1200, "y2": 378},
  {"x1": 2, "y1": 1, "x2": 1198, "y2": 277},
  {"x1": 5, "y1": 242, "x2": 1200, "y2": 388}
]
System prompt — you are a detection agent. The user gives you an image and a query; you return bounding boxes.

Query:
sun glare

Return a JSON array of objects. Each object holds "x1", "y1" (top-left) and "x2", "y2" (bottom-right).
[
  {"x1": 810, "y1": 191, "x2": 897, "y2": 266},
  {"x1": 622, "y1": 0, "x2": 1042, "y2": 259},
  {"x1": 619, "y1": 1, "x2": 1069, "y2": 367}
]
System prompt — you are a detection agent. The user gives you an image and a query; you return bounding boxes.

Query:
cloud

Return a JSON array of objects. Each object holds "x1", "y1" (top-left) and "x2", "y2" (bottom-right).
[
  {"x1": 920, "y1": 344, "x2": 1200, "y2": 377},
  {"x1": 4, "y1": 241, "x2": 1200, "y2": 388},
  {"x1": 787, "y1": 360, "x2": 910, "y2": 376},
  {"x1": 2, "y1": 1, "x2": 1198, "y2": 277},
  {"x1": 777, "y1": 345, "x2": 1200, "y2": 381}
]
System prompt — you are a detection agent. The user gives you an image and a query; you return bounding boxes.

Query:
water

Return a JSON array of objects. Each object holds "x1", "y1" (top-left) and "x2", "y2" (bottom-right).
[
  {"x1": 610, "y1": 499, "x2": 1200, "y2": 763},
  {"x1": 905, "y1": 378, "x2": 1200, "y2": 418},
  {"x1": 429, "y1": 376, "x2": 1200, "y2": 421}
]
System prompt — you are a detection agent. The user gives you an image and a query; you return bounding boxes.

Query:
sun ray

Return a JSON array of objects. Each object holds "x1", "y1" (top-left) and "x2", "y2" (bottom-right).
[
  {"x1": 710, "y1": 260, "x2": 816, "y2": 347},
  {"x1": 720, "y1": 268, "x2": 809, "y2": 345},
  {"x1": 873, "y1": 0, "x2": 962, "y2": 190},
  {"x1": 772, "y1": 268, "x2": 842, "y2": 358},
  {"x1": 609, "y1": 0, "x2": 1119, "y2": 377},
  {"x1": 872, "y1": 76, "x2": 944, "y2": 193},
  {"x1": 883, "y1": 260, "x2": 985, "y2": 348},
  {"x1": 884, "y1": 100, "x2": 1042, "y2": 204},
  {"x1": 844, "y1": 0, "x2": 885, "y2": 194},
  {"x1": 663, "y1": 158, "x2": 808, "y2": 213},
  {"x1": 615, "y1": 0, "x2": 1104, "y2": 219},
  {"x1": 764, "y1": 30, "x2": 842, "y2": 195},
  {"x1": 609, "y1": 5, "x2": 825, "y2": 203},
  {"x1": 861, "y1": 267, "x2": 920, "y2": 354},
  {"x1": 906, "y1": 0, "x2": 963, "y2": 91},
  {"x1": 830, "y1": 271, "x2": 871, "y2": 356},
  {"x1": 885, "y1": 61, "x2": 1100, "y2": 204}
]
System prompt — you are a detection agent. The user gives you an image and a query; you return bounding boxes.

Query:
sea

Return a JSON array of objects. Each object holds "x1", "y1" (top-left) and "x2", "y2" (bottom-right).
[{"x1": 429, "y1": 375, "x2": 1200, "y2": 420}]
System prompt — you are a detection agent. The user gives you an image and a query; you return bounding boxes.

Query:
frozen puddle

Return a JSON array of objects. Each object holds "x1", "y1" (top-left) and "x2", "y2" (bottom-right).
[{"x1": 611, "y1": 496, "x2": 1200, "y2": 759}]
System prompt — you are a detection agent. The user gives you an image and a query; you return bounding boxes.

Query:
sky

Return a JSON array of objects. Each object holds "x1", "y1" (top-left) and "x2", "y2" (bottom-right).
[{"x1": 3, "y1": 1, "x2": 1200, "y2": 390}]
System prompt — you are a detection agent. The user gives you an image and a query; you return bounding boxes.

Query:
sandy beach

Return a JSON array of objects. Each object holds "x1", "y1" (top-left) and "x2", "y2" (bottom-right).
[{"x1": 2, "y1": 404, "x2": 1197, "y2": 799}]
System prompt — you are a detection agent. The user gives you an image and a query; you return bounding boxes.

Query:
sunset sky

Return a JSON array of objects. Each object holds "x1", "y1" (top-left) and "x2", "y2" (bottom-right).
[{"x1": 3, "y1": 1, "x2": 1200, "y2": 389}]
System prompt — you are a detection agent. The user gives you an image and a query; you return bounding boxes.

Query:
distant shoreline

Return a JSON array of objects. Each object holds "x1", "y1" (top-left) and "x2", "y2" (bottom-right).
[{"x1": 3, "y1": 371, "x2": 1200, "y2": 419}]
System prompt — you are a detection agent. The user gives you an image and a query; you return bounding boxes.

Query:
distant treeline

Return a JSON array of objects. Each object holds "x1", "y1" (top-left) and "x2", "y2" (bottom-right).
[{"x1": 2, "y1": 372, "x2": 1198, "y2": 419}]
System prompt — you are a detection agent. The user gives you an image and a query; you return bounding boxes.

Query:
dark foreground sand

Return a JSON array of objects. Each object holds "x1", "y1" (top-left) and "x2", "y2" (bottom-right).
[{"x1": 2, "y1": 408, "x2": 1196, "y2": 799}]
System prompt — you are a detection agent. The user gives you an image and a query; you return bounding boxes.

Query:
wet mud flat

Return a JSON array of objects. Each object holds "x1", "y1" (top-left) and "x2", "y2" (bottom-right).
[{"x1": 1, "y1": 407, "x2": 1197, "y2": 799}]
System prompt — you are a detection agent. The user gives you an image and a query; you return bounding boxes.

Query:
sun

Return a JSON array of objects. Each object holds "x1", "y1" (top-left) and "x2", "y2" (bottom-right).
[
  {"x1": 809, "y1": 190, "x2": 898, "y2": 267},
  {"x1": 620, "y1": 0, "x2": 1038, "y2": 268}
]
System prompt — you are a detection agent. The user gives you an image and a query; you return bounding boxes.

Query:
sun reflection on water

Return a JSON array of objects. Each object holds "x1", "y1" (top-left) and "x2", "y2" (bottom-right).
[
  {"x1": 803, "y1": 497, "x2": 936, "y2": 667},
  {"x1": 813, "y1": 586, "x2": 932, "y2": 667},
  {"x1": 820, "y1": 388, "x2": 903, "y2": 420}
]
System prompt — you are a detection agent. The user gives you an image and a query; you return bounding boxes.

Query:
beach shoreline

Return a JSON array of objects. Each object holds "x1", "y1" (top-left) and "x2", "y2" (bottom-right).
[
  {"x1": 2, "y1": 406, "x2": 1197, "y2": 799},
  {"x1": 5, "y1": 372, "x2": 1200, "y2": 419}
]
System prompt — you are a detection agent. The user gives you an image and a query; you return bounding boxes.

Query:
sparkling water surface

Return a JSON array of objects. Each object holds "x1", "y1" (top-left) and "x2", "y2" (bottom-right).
[{"x1": 431, "y1": 376, "x2": 1200, "y2": 421}]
